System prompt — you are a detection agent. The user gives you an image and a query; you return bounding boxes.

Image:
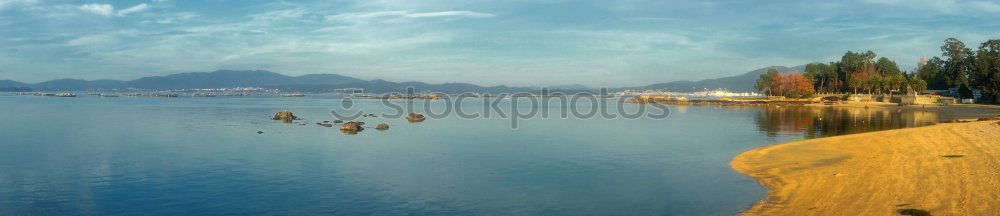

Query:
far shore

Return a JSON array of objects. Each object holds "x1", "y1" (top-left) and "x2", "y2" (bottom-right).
[{"x1": 732, "y1": 115, "x2": 1000, "y2": 215}]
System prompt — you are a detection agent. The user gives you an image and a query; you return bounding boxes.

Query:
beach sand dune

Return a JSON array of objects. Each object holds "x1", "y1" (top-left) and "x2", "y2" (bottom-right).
[{"x1": 732, "y1": 120, "x2": 1000, "y2": 215}]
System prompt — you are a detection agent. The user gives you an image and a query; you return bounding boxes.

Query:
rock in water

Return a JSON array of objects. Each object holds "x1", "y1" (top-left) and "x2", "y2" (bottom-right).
[
  {"x1": 333, "y1": 120, "x2": 344, "y2": 123},
  {"x1": 257, "y1": 131, "x2": 264, "y2": 134},
  {"x1": 407, "y1": 113, "x2": 426, "y2": 122},
  {"x1": 375, "y1": 123, "x2": 389, "y2": 130},
  {"x1": 340, "y1": 121, "x2": 363, "y2": 134},
  {"x1": 272, "y1": 111, "x2": 298, "y2": 122}
]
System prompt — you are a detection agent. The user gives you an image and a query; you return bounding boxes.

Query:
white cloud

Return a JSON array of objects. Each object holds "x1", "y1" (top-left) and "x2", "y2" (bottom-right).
[
  {"x1": 861, "y1": 0, "x2": 958, "y2": 7},
  {"x1": 78, "y1": 4, "x2": 114, "y2": 16},
  {"x1": 152, "y1": 12, "x2": 198, "y2": 24},
  {"x1": 326, "y1": 11, "x2": 407, "y2": 21},
  {"x1": 117, "y1": 3, "x2": 150, "y2": 16},
  {"x1": 325, "y1": 10, "x2": 495, "y2": 23},
  {"x1": 66, "y1": 34, "x2": 116, "y2": 47},
  {"x1": 861, "y1": 0, "x2": 1000, "y2": 13},
  {"x1": 970, "y1": 1, "x2": 1000, "y2": 12},
  {"x1": 251, "y1": 9, "x2": 306, "y2": 21},
  {"x1": 406, "y1": 11, "x2": 495, "y2": 18},
  {"x1": 0, "y1": 0, "x2": 37, "y2": 10},
  {"x1": 76, "y1": 3, "x2": 150, "y2": 17}
]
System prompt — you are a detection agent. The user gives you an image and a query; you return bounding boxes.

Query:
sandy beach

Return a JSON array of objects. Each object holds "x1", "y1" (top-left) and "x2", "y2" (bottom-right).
[{"x1": 732, "y1": 119, "x2": 1000, "y2": 215}]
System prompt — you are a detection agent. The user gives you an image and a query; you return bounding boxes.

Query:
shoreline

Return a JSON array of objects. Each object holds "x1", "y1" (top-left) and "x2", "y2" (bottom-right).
[{"x1": 731, "y1": 118, "x2": 1000, "y2": 215}]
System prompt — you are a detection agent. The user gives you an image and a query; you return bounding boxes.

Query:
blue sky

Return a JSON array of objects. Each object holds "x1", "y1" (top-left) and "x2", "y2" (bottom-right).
[{"x1": 1, "y1": 0, "x2": 998, "y2": 87}]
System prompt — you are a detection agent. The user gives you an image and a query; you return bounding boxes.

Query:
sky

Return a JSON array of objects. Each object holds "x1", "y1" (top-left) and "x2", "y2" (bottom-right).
[{"x1": 0, "y1": 0, "x2": 998, "y2": 87}]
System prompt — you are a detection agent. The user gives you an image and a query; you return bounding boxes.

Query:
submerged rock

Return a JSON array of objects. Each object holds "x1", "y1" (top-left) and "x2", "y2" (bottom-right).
[
  {"x1": 257, "y1": 131, "x2": 264, "y2": 134},
  {"x1": 407, "y1": 113, "x2": 426, "y2": 122},
  {"x1": 333, "y1": 120, "x2": 344, "y2": 123},
  {"x1": 272, "y1": 111, "x2": 299, "y2": 122},
  {"x1": 375, "y1": 123, "x2": 389, "y2": 130}
]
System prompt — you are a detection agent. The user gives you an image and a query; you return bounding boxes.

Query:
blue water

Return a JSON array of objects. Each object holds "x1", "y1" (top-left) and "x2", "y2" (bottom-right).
[{"x1": 0, "y1": 95, "x2": 938, "y2": 215}]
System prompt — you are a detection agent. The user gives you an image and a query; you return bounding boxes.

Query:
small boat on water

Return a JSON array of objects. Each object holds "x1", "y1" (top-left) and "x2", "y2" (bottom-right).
[
  {"x1": 122, "y1": 93, "x2": 143, "y2": 97},
  {"x1": 281, "y1": 93, "x2": 306, "y2": 97},
  {"x1": 55, "y1": 93, "x2": 77, "y2": 97}
]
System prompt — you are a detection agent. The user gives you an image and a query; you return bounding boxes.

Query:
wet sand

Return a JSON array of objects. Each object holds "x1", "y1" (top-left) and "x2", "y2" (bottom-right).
[{"x1": 732, "y1": 118, "x2": 1000, "y2": 215}]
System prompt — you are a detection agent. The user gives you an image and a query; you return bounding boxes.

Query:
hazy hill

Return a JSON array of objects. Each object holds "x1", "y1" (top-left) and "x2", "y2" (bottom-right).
[
  {"x1": 0, "y1": 80, "x2": 28, "y2": 87},
  {"x1": 1, "y1": 70, "x2": 534, "y2": 94},
  {"x1": 126, "y1": 70, "x2": 368, "y2": 90},
  {"x1": 32, "y1": 79, "x2": 128, "y2": 90},
  {"x1": 0, "y1": 80, "x2": 31, "y2": 92},
  {"x1": 621, "y1": 65, "x2": 806, "y2": 92},
  {"x1": 546, "y1": 84, "x2": 593, "y2": 91}
]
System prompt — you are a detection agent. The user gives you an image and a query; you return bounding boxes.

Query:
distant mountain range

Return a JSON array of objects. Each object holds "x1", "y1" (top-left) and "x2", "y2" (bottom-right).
[
  {"x1": 0, "y1": 70, "x2": 537, "y2": 94},
  {"x1": 0, "y1": 80, "x2": 28, "y2": 87},
  {"x1": 616, "y1": 65, "x2": 806, "y2": 92},
  {"x1": 1, "y1": 66, "x2": 805, "y2": 93}
]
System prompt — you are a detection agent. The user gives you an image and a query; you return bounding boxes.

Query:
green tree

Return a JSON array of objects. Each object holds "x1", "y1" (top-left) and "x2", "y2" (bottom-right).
[
  {"x1": 755, "y1": 68, "x2": 782, "y2": 96},
  {"x1": 869, "y1": 57, "x2": 907, "y2": 94},
  {"x1": 941, "y1": 38, "x2": 974, "y2": 88},
  {"x1": 838, "y1": 51, "x2": 877, "y2": 93},
  {"x1": 823, "y1": 61, "x2": 841, "y2": 93},
  {"x1": 875, "y1": 57, "x2": 902, "y2": 77},
  {"x1": 868, "y1": 74, "x2": 884, "y2": 94},
  {"x1": 804, "y1": 63, "x2": 838, "y2": 93},
  {"x1": 908, "y1": 78, "x2": 928, "y2": 93},
  {"x1": 917, "y1": 57, "x2": 949, "y2": 90},
  {"x1": 974, "y1": 39, "x2": 1000, "y2": 102},
  {"x1": 803, "y1": 64, "x2": 819, "y2": 83},
  {"x1": 958, "y1": 83, "x2": 974, "y2": 99}
]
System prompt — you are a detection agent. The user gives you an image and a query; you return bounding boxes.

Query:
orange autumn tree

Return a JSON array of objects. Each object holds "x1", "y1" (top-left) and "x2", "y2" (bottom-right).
[
  {"x1": 780, "y1": 73, "x2": 815, "y2": 98},
  {"x1": 755, "y1": 69, "x2": 817, "y2": 98}
]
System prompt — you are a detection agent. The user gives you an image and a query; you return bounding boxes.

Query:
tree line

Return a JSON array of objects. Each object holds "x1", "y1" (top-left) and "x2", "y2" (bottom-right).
[{"x1": 755, "y1": 38, "x2": 1000, "y2": 102}]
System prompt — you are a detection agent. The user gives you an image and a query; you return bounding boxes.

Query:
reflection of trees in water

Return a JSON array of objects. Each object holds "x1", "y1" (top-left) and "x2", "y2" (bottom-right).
[{"x1": 754, "y1": 106, "x2": 940, "y2": 138}]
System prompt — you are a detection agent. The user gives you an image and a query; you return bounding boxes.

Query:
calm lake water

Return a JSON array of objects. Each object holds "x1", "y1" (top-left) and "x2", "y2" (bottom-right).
[{"x1": 0, "y1": 95, "x2": 942, "y2": 215}]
